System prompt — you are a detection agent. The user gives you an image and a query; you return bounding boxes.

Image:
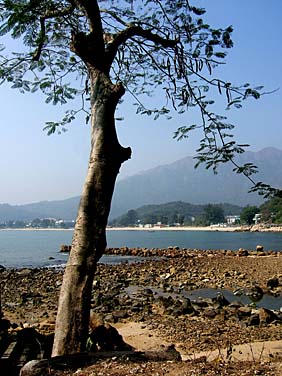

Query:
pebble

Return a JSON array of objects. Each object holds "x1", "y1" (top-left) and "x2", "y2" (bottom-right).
[{"x1": 1, "y1": 247, "x2": 282, "y2": 358}]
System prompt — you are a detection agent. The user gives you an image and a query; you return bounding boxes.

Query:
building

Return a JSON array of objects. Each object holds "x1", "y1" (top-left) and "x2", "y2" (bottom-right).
[{"x1": 225, "y1": 215, "x2": 240, "y2": 225}]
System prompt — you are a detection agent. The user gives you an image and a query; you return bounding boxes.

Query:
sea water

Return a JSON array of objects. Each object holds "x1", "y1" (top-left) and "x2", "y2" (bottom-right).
[{"x1": 0, "y1": 229, "x2": 282, "y2": 268}]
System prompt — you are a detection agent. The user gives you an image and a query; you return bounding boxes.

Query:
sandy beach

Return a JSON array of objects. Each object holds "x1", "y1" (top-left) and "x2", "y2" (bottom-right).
[
  {"x1": 107, "y1": 224, "x2": 282, "y2": 232},
  {"x1": 107, "y1": 225, "x2": 242, "y2": 231},
  {"x1": 1, "y1": 224, "x2": 282, "y2": 232},
  {"x1": 2, "y1": 247, "x2": 282, "y2": 375}
]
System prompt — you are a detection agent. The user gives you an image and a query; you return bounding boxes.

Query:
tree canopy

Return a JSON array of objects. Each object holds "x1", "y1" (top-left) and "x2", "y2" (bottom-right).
[
  {"x1": 240, "y1": 205, "x2": 259, "y2": 225},
  {"x1": 202, "y1": 203, "x2": 225, "y2": 225},
  {"x1": 0, "y1": 0, "x2": 275, "y2": 191},
  {"x1": 260, "y1": 197, "x2": 282, "y2": 224}
]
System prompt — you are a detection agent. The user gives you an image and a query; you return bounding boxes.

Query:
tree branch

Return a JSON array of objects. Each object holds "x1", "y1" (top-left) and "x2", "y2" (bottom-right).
[
  {"x1": 106, "y1": 25, "x2": 178, "y2": 68},
  {"x1": 69, "y1": 0, "x2": 105, "y2": 68},
  {"x1": 32, "y1": 3, "x2": 76, "y2": 61},
  {"x1": 43, "y1": 3, "x2": 76, "y2": 19},
  {"x1": 100, "y1": 8, "x2": 130, "y2": 28},
  {"x1": 32, "y1": 17, "x2": 46, "y2": 61},
  {"x1": 73, "y1": 0, "x2": 103, "y2": 36}
]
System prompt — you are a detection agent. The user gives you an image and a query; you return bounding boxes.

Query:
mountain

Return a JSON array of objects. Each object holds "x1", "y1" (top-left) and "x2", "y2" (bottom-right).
[
  {"x1": 110, "y1": 147, "x2": 282, "y2": 218},
  {"x1": 22, "y1": 196, "x2": 80, "y2": 220},
  {"x1": 0, "y1": 197, "x2": 80, "y2": 222},
  {"x1": 0, "y1": 147, "x2": 281, "y2": 221},
  {"x1": 0, "y1": 203, "x2": 46, "y2": 221}
]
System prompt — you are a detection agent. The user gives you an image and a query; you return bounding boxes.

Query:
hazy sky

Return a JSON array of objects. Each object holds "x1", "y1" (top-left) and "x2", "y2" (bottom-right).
[{"x1": 0, "y1": 0, "x2": 281, "y2": 204}]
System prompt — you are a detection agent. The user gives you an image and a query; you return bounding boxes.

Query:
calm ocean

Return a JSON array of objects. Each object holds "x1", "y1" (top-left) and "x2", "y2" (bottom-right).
[{"x1": 0, "y1": 229, "x2": 282, "y2": 268}]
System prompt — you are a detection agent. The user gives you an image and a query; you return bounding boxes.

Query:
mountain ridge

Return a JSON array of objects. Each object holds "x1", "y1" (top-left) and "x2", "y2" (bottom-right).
[
  {"x1": 110, "y1": 147, "x2": 282, "y2": 217},
  {"x1": 0, "y1": 147, "x2": 281, "y2": 221}
]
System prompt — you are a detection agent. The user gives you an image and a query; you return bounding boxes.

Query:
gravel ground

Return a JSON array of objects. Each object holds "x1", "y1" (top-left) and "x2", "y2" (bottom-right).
[{"x1": 2, "y1": 248, "x2": 282, "y2": 375}]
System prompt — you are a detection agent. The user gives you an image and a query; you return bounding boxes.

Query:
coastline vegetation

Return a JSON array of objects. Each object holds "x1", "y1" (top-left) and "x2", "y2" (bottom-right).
[
  {"x1": 110, "y1": 197, "x2": 282, "y2": 228},
  {"x1": 0, "y1": 218, "x2": 75, "y2": 230},
  {"x1": 109, "y1": 201, "x2": 241, "y2": 227},
  {"x1": 2, "y1": 197, "x2": 281, "y2": 230}
]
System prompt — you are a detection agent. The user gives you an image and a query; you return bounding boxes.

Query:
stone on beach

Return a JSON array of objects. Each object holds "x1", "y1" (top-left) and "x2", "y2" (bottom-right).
[{"x1": 1, "y1": 247, "x2": 282, "y2": 374}]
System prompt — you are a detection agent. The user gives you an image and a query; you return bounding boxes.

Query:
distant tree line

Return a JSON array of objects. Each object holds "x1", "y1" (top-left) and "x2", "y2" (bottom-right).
[
  {"x1": 0, "y1": 218, "x2": 75, "y2": 229},
  {"x1": 109, "y1": 201, "x2": 242, "y2": 227},
  {"x1": 1, "y1": 198, "x2": 282, "y2": 229},
  {"x1": 260, "y1": 197, "x2": 282, "y2": 224},
  {"x1": 109, "y1": 198, "x2": 282, "y2": 227},
  {"x1": 239, "y1": 198, "x2": 282, "y2": 225}
]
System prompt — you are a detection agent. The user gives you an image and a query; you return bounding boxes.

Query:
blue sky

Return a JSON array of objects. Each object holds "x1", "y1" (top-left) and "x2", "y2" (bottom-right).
[{"x1": 0, "y1": 0, "x2": 281, "y2": 204}]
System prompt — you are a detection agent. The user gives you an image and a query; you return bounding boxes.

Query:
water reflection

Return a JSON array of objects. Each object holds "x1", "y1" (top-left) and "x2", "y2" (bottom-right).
[{"x1": 126, "y1": 285, "x2": 282, "y2": 311}]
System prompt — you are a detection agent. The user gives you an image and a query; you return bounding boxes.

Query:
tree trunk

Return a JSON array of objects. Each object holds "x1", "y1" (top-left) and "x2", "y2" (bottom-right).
[{"x1": 52, "y1": 70, "x2": 131, "y2": 356}]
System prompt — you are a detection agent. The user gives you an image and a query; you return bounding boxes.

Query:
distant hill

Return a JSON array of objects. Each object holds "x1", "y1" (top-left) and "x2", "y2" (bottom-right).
[
  {"x1": 110, "y1": 201, "x2": 243, "y2": 226},
  {"x1": 22, "y1": 196, "x2": 80, "y2": 220},
  {"x1": 0, "y1": 203, "x2": 45, "y2": 221},
  {"x1": 0, "y1": 197, "x2": 80, "y2": 222},
  {"x1": 0, "y1": 147, "x2": 281, "y2": 221}
]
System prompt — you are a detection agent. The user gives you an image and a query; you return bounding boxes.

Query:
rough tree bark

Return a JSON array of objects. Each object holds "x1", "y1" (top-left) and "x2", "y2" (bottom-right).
[
  {"x1": 52, "y1": 69, "x2": 131, "y2": 356},
  {"x1": 50, "y1": 0, "x2": 177, "y2": 356}
]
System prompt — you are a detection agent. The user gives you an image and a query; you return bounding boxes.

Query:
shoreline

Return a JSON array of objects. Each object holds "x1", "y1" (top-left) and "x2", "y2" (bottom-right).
[
  {"x1": 107, "y1": 225, "x2": 241, "y2": 232},
  {"x1": 0, "y1": 227, "x2": 74, "y2": 231},
  {"x1": 107, "y1": 224, "x2": 282, "y2": 232},
  {"x1": 1, "y1": 225, "x2": 282, "y2": 232}
]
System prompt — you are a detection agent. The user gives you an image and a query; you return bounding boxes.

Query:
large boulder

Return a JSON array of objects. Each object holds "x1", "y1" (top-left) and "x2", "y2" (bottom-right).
[{"x1": 20, "y1": 360, "x2": 50, "y2": 376}]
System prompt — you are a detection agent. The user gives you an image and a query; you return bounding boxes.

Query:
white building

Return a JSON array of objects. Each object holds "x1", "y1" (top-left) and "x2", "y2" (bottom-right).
[{"x1": 225, "y1": 215, "x2": 240, "y2": 225}]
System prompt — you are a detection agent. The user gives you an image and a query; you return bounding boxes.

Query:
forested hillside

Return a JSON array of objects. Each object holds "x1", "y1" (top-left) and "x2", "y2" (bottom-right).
[{"x1": 109, "y1": 201, "x2": 242, "y2": 226}]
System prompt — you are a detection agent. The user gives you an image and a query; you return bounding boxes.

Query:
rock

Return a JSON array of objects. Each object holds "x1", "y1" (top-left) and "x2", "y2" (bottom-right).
[
  {"x1": 238, "y1": 248, "x2": 249, "y2": 257},
  {"x1": 38, "y1": 320, "x2": 55, "y2": 334},
  {"x1": 0, "y1": 265, "x2": 6, "y2": 272},
  {"x1": 203, "y1": 307, "x2": 218, "y2": 319},
  {"x1": 226, "y1": 250, "x2": 235, "y2": 256},
  {"x1": 233, "y1": 288, "x2": 244, "y2": 296},
  {"x1": 246, "y1": 285, "x2": 264, "y2": 302},
  {"x1": 257, "y1": 251, "x2": 266, "y2": 256},
  {"x1": 60, "y1": 244, "x2": 71, "y2": 252},
  {"x1": 103, "y1": 313, "x2": 115, "y2": 322},
  {"x1": 17, "y1": 268, "x2": 32, "y2": 276},
  {"x1": 89, "y1": 323, "x2": 133, "y2": 352},
  {"x1": 267, "y1": 277, "x2": 279, "y2": 289},
  {"x1": 256, "y1": 244, "x2": 264, "y2": 252},
  {"x1": 156, "y1": 295, "x2": 175, "y2": 310},
  {"x1": 237, "y1": 306, "x2": 252, "y2": 319},
  {"x1": 181, "y1": 298, "x2": 195, "y2": 315},
  {"x1": 238, "y1": 273, "x2": 247, "y2": 280},
  {"x1": 160, "y1": 344, "x2": 181, "y2": 361},
  {"x1": 246, "y1": 313, "x2": 260, "y2": 326},
  {"x1": 212, "y1": 292, "x2": 230, "y2": 308},
  {"x1": 112, "y1": 310, "x2": 128, "y2": 320},
  {"x1": 225, "y1": 301, "x2": 243, "y2": 315},
  {"x1": 20, "y1": 359, "x2": 50, "y2": 376},
  {"x1": 191, "y1": 298, "x2": 210, "y2": 309},
  {"x1": 228, "y1": 301, "x2": 244, "y2": 308},
  {"x1": 258, "y1": 308, "x2": 278, "y2": 325}
]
